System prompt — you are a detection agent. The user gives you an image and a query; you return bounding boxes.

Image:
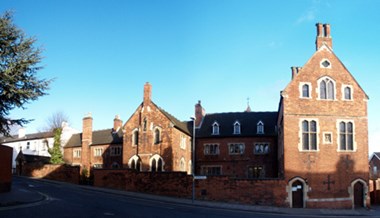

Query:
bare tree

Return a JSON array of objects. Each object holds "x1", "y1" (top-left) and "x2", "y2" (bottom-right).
[{"x1": 42, "y1": 111, "x2": 69, "y2": 132}]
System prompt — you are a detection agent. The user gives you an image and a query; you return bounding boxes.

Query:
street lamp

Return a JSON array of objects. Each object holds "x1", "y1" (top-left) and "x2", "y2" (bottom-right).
[{"x1": 190, "y1": 116, "x2": 196, "y2": 203}]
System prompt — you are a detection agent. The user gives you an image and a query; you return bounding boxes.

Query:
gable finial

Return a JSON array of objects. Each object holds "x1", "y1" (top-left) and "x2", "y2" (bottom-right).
[{"x1": 245, "y1": 97, "x2": 252, "y2": 112}]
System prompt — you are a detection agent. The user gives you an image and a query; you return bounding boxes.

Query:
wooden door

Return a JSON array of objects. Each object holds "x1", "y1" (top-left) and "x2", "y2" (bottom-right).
[
  {"x1": 354, "y1": 182, "x2": 364, "y2": 208},
  {"x1": 292, "y1": 180, "x2": 303, "y2": 208}
]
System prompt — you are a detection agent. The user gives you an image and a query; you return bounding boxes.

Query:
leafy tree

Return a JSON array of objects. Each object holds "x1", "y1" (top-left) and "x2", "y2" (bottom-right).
[
  {"x1": 0, "y1": 11, "x2": 51, "y2": 136},
  {"x1": 48, "y1": 127, "x2": 64, "y2": 164}
]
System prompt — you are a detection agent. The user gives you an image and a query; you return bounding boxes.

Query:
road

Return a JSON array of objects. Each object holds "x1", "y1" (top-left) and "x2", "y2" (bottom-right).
[{"x1": 0, "y1": 177, "x2": 367, "y2": 218}]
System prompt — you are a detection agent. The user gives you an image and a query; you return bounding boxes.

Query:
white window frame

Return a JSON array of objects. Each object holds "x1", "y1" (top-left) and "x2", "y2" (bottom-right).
[
  {"x1": 128, "y1": 155, "x2": 142, "y2": 171},
  {"x1": 73, "y1": 149, "x2": 81, "y2": 158},
  {"x1": 299, "y1": 82, "x2": 312, "y2": 99},
  {"x1": 254, "y1": 143, "x2": 270, "y2": 154},
  {"x1": 204, "y1": 144, "x2": 220, "y2": 155},
  {"x1": 323, "y1": 132, "x2": 333, "y2": 144},
  {"x1": 94, "y1": 148, "x2": 103, "y2": 157},
  {"x1": 336, "y1": 120, "x2": 356, "y2": 152},
  {"x1": 150, "y1": 154, "x2": 164, "y2": 172},
  {"x1": 342, "y1": 85, "x2": 354, "y2": 101},
  {"x1": 298, "y1": 118, "x2": 320, "y2": 152},
  {"x1": 317, "y1": 76, "x2": 336, "y2": 100},
  {"x1": 233, "y1": 121, "x2": 241, "y2": 134},
  {"x1": 131, "y1": 128, "x2": 139, "y2": 147},
  {"x1": 228, "y1": 143, "x2": 245, "y2": 155},
  {"x1": 201, "y1": 165, "x2": 222, "y2": 176},
  {"x1": 320, "y1": 59, "x2": 332, "y2": 69},
  {"x1": 180, "y1": 134, "x2": 186, "y2": 150},
  {"x1": 153, "y1": 127, "x2": 162, "y2": 144},
  {"x1": 257, "y1": 121, "x2": 264, "y2": 134},
  {"x1": 212, "y1": 121, "x2": 220, "y2": 135},
  {"x1": 110, "y1": 146, "x2": 122, "y2": 156}
]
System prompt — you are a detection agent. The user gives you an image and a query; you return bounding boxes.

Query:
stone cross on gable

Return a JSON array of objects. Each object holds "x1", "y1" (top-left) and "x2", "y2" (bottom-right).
[{"x1": 323, "y1": 175, "x2": 335, "y2": 190}]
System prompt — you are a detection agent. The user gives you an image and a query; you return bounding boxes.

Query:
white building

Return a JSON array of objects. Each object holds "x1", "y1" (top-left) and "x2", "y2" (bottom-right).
[{"x1": 0, "y1": 123, "x2": 78, "y2": 173}]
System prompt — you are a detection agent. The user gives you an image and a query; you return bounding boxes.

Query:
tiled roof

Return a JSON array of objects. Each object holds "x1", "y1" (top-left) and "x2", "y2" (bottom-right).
[
  {"x1": 157, "y1": 106, "x2": 192, "y2": 135},
  {"x1": 64, "y1": 128, "x2": 123, "y2": 148},
  {"x1": 196, "y1": 111, "x2": 278, "y2": 138},
  {"x1": 0, "y1": 131, "x2": 54, "y2": 143}
]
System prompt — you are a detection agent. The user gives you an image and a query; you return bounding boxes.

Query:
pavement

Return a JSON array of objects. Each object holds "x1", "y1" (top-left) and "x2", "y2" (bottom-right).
[{"x1": 2, "y1": 176, "x2": 380, "y2": 217}]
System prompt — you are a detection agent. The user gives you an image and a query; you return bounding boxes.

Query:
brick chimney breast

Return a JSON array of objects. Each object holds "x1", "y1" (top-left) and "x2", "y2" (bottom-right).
[
  {"x1": 143, "y1": 82, "x2": 152, "y2": 105},
  {"x1": 113, "y1": 115, "x2": 123, "y2": 131},
  {"x1": 195, "y1": 100, "x2": 206, "y2": 128},
  {"x1": 316, "y1": 23, "x2": 333, "y2": 50}
]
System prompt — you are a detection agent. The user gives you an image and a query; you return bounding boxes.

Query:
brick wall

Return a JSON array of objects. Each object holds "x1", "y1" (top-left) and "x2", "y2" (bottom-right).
[
  {"x1": 22, "y1": 164, "x2": 80, "y2": 184},
  {"x1": 0, "y1": 145, "x2": 13, "y2": 192},
  {"x1": 93, "y1": 169, "x2": 288, "y2": 207}
]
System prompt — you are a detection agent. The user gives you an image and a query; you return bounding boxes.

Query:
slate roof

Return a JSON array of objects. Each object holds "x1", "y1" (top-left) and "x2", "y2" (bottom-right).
[
  {"x1": 196, "y1": 111, "x2": 278, "y2": 138},
  {"x1": 0, "y1": 131, "x2": 54, "y2": 143},
  {"x1": 64, "y1": 128, "x2": 123, "y2": 148},
  {"x1": 16, "y1": 152, "x2": 51, "y2": 164}
]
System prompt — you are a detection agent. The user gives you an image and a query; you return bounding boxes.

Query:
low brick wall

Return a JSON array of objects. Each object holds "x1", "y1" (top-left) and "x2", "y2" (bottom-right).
[
  {"x1": 93, "y1": 169, "x2": 288, "y2": 207},
  {"x1": 94, "y1": 169, "x2": 192, "y2": 198},
  {"x1": 22, "y1": 164, "x2": 80, "y2": 184},
  {"x1": 196, "y1": 177, "x2": 287, "y2": 206},
  {"x1": 0, "y1": 145, "x2": 13, "y2": 193}
]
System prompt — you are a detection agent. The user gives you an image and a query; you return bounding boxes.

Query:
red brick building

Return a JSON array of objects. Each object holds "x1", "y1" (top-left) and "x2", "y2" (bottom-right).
[
  {"x1": 369, "y1": 153, "x2": 380, "y2": 180},
  {"x1": 64, "y1": 114, "x2": 123, "y2": 170},
  {"x1": 194, "y1": 101, "x2": 279, "y2": 179},
  {"x1": 123, "y1": 82, "x2": 192, "y2": 173},
  {"x1": 277, "y1": 23, "x2": 369, "y2": 208}
]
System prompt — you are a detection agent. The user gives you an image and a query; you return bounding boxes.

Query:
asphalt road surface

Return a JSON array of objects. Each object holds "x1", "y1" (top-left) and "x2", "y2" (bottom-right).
[{"x1": 0, "y1": 177, "x2": 363, "y2": 218}]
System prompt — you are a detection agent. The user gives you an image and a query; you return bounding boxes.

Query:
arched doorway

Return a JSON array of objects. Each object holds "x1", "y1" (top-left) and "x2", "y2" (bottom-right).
[
  {"x1": 292, "y1": 180, "x2": 304, "y2": 208},
  {"x1": 354, "y1": 181, "x2": 364, "y2": 208}
]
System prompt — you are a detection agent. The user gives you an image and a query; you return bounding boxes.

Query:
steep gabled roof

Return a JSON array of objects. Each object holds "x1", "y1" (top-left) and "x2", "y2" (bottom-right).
[
  {"x1": 0, "y1": 131, "x2": 54, "y2": 143},
  {"x1": 370, "y1": 152, "x2": 380, "y2": 162},
  {"x1": 282, "y1": 45, "x2": 369, "y2": 100},
  {"x1": 196, "y1": 111, "x2": 278, "y2": 138},
  {"x1": 123, "y1": 101, "x2": 192, "y2": 136},
  {"x1": 64, "y1": 128, "x2": 123, "y2": 148}
]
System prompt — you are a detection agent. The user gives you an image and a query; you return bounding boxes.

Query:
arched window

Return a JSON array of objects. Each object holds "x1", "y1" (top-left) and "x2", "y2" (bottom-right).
[
  {"x1": 128, "y1": 155, "x2": 142, "y2": 171},
  {"x1": 233, "y1": 121, "x2": 241, "y2": 134},
  {"x1": 344, "y1": 86, "x2": 352, "y2": 100},
  {"x1": 319, "y1": 77, "x2": 335, "y2": 100},
  {"x1": 212, "y1": 122, "x2": 220, "y2": 135},
  {"x1": 154, "y1": 128, "x2": 161, "y2": 144},
  {"x1": 150, "y1": 154, "x2": 164, "y2": 172},
  {"x1": 151, "y1": 159, "x2": 157, "y2": 172},
  {"x1": 302, "y1": 84, "x2": 310, "y2": 98},
  {"x1": 132, "y1": 129, "x2": 139, "y2": 146},
  {"x1": 143, "y1": 117, "x2": 147, "y2": 131}
]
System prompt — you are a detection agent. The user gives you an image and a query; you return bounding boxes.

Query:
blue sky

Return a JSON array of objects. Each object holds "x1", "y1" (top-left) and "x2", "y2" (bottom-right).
[{"x1": 2, "y1": 0, "x2": 379, "y2": 154}]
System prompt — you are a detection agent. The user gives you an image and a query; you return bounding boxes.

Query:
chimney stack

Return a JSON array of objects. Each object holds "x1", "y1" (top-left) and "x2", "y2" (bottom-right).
[
  {"x1": 291, "y1": 66, "x2": 298, "y2": 80},
  {"x1": 18, "y1": 128, "x2": 26, "y2": 139},
  {"x1": 81, "y1": 113, "x2": 92, "y2": 170},
  {"x1": 195, "y1": 100, "x2": 206, "y2": 128},
  {"x1": 113, "y1": 115, "x2": 123, "y2": 131},
  {"x1": 143, "y1": 82, "x2": 152, "y2": 105},
  {"x1": 316, "y1": 23, "x2": 333, "y2": 50}
]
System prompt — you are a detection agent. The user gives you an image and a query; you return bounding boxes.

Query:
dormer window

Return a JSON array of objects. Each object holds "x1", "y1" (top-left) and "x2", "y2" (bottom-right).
[
  {"x1": 212, "y1": 122, "x2": 220, "y2": 135},
  {"x1": 233, "y1": 121, "x2": 241, "y2": 134},
  {"x1": 257, "y1": 121, "x2": 264, "y2": 134}
]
